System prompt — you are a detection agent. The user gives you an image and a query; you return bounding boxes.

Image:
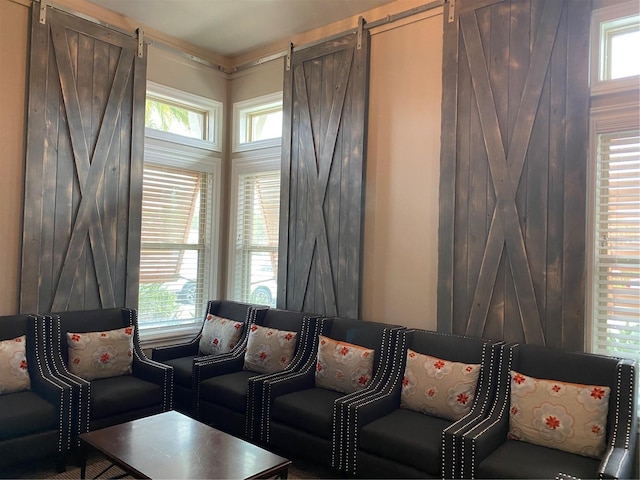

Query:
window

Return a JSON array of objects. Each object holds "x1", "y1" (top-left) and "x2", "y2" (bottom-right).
[
  {"x1": 232, "y1": 92, "x2": 283, "y2": 152},
  {"x1": 590, "y1": 123, "x2": 640, "y2": 361},
  {"x1": 590, "y1": 2, "x2": 640, "y2": 94},
  {"x1": 145, "y1": 82, "x2": 222, "y2": 151},
  {"x1": 228, "y1": 158, "x2": 281, "y2": 307},
  {"x1": 588, "y1": 1, "x2": 640, "y2": 411},
  {"x1": 139, "y1": 87, "x2": 221, "y2": 345}
]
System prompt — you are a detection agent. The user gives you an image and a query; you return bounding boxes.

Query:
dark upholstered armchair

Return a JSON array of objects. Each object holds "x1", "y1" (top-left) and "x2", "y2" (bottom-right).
[
  {"x1": 460, "y1": 343, "x2": 638, "y2": 480},
  {"x1": 46, "y1": 308, "x2": 173, "y2": 439},
  {"x1": 0, "y1": 314, "x2": 72, "y2": 471},
  {"x1": 151, "y1": 300, "x2": 266, "y2": 414},
  {"x1": 193, "y1": 308, "x2": 319, "y2": 439},
  {"x1": 341, "y1": 329, "x2": 501, "y2": 478},
  {"x1": 261, "y1": 317, "x2": 404, "y2": 472}
]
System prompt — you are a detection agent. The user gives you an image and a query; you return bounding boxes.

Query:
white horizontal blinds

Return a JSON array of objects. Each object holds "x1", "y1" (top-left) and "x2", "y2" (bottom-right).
[
  {"x1": 234, "y1": 170, "x2": 280, "y2": 306},
  {"x1": 592, "y1": 129, "x2": 640, "y2": 361},
  {"x1": 139, "y1": 163, "x2": 210, "y2": 326}
]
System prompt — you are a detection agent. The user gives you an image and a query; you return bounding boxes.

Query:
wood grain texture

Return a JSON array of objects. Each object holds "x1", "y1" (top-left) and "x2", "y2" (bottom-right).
[
  {"x1": 438, "y1": 0, "x2": 591, "y2": 349},
  {"x1": 277, "y1": 32, "x2": 370, "y2": 318},
  {"x1": 21, "y1": 6, "x2": 145, "y2": 313}
]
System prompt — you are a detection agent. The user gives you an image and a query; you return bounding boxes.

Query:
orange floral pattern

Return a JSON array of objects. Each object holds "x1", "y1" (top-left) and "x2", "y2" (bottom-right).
[
  {"x1": 243, "y1": 324, "x2": 297, "y2": 374},
  {"x1": 315, "y1": 335, "x2": 375, "y2": 394},
  {"x1": 67, "y1": 327, "x2": 134, "y2": 381},
  {"x1": 0, "y1": 335, "x2": 31, "y2": 394},
  {"x1": 508, "y1": 370, "x2": 610, "y2": 459},
  {"x1": 199, "y1": 315, "x2": 244, "y2": 355},
  {"x1": 400, "y1": 349, "x2": 481, "y2": 421}
]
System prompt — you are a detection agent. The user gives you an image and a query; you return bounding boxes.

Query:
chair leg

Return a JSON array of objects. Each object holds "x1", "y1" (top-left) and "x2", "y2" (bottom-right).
[{"x1": 56, "y1": 453, "x2": 67, "y2": 473}]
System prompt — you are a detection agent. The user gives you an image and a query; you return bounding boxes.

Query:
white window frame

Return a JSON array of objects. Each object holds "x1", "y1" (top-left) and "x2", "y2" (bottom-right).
[
  {"x1": 226, "y1": 152, "x2": 281, "y2": 304},
  {"x1": 139, "y1": 137, "x2": 221, "y2": 349},
  {"x1": 587, "y1": 1, "x2": 640, "y2": 418},
  {"x1": 586, "y1": 102, "x2": 640, "y2": 345},
  {"x1": 232, "y1": 92, "x2": 283, "y2": 152},
  {"x1": 590, "y1": 1, "x2": 640, "y2": 96},
  {"x1": 145, "y1": 81, "x2": 223, "y2": 152}
]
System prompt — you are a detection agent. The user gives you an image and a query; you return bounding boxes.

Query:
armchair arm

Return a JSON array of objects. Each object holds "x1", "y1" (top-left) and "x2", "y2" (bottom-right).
[
  {"x1": 597, "y1": 358, "x2": 638, "y2": 480},
  {"x1": 151, "y1": 338, "x2": 200, "y2": 362},
  {"x1": 132, "y1": 350, "x2": 174, "y2": 412},
  {"x1": 598, "y1": 446, "x2": 634, "y2": 480},
  {"x1": 460, "y1": 413, "x2": 510, "y2": 479},
  {"x1": 442, "y1": 341, "x2": 503, "y2": 479},
  {"x1": 44, "y1": 314, "x2": 91, "y2": 443}
]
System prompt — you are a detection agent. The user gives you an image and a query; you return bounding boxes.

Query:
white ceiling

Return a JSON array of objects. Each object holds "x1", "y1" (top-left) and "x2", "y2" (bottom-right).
[{"x1": 87, "y1": 0, "x2": 398, "y2": 58}]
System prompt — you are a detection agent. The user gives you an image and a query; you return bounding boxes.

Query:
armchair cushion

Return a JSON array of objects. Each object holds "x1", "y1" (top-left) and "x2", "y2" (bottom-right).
[
  {"x1": 163, "y1": 355, "x2": 197, "y2": 388},
  {"x1": 359, "y1": 408, "x2": 450, "y2": 477},
  {"x1": 315, "y1": 335, "x2": 374, "y2": 394},
  {"x1": 0, "y1": 391, "x2": 57, "y2": 440},
  {"x1": 199, "y1": 370, "x2": 255, "y2": 412},
  {"x1": 400, "y1": 349, "x2": 481, "y2": 421},
  {"x1": 477, "y1": 438, "x2": 599, "y2": 479},
  {"x1": 0, "y1": 335, "x2": 31, "y2": 394},
  {"x1": 198, "y1": 314, "x2": 244, "y2": 355},
  {"x1": 244, "y1": 325, "x2": 297, "y2": 374},
  {"x1": 272, "y1": 387, "x2": 343, "y2": 438},
  {"x1": 90, "y1": 375, "x2": 163, "y2": 420},
  {"x1": 67, "y1": 326, "x2": 133, "y2": 380},
  {"x1": 509, "y1": 370, "x2": 610, "y2": 458}
]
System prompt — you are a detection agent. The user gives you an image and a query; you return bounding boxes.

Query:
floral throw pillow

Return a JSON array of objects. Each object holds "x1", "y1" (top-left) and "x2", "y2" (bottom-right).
[
  {"x1": 243, "y1": 324, "x2": 298, "y2": 374},
  {"x1": 0, "y1": 335, "x2": 31, "y2": 395},
  {"x1": 508, "y1": 370, "x2": 610, "y2": 459},
  {"x1": 315, "y1": 335, "x2": 375, "y2": 394},
  {"x1": 67, "y1": 326, "x2": 134, "y2": 381},
  {"x1": 198, "y1": 314, "x2": 244, "y2": 356},
  {"x1": 400, "y1": 349, "x2": 481, "y2": 421}
]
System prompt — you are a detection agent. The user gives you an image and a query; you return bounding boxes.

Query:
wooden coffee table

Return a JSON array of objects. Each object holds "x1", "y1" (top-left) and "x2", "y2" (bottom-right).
[{"x1": 79, "y1": 410, "x2": 291, "y2": 479}]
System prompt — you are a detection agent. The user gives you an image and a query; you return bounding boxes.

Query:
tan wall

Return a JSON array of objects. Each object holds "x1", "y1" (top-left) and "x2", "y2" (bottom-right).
[
  {"x1": 362, "y1": 10, "x2": 443, "y2": 329},
  {"x1": 0, "y1": 0, "x2": 29, "y2": 314}
]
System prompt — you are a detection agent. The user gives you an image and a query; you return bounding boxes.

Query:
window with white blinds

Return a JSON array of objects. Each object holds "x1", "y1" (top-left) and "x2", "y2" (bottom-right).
[
  {"x1": 591, "y1": 129, "x2": 640, "y2": 362},
  {"x1": 138, "y1": 164, "x2": 212, "y2": 328},
  {"x1": 231, "y1": 169, "x2": 280, "y2": 306}
]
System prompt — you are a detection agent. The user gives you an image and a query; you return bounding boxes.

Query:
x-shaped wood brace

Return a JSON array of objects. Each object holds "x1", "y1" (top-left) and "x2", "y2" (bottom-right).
[
  {"x1": 461, "y1": 0, "x2": 564, "y2": 344},
  {"x1": 50, "y1": 24, "x2": 134, "y2": 310}
]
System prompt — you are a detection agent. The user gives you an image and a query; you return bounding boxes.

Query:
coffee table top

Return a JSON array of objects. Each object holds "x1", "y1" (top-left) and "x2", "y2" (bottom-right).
[{"x1": 79, "y1": 410, "x2": 291, "y2": 479}]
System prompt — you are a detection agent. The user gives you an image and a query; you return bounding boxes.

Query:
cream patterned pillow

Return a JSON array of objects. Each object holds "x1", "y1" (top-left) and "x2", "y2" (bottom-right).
[
  {"x1": 400, "y1": 349, "x2": 481, "y2": 421},
  {"x1": 67, "y1": 326, "x2": 134, "y2": 381},
  {"x1": 244, "y1": 324, "x2": 298, "y2": 373},
  {"x1": 0, "y1": 335, "x2": 31, "y2": 394},
  {"x1": 508, "y1": 370, "x2": 610, "y2": 458},
  {"x1": 315, "y1": 335, "x2": 375, "y2": 394},
  {"x1": 198, "y1": 314, "x2": 244, "y2": 355}
]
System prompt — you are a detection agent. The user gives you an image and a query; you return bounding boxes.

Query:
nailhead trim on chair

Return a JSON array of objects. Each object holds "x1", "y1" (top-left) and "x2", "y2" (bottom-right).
[
  {"x1": 466, "y1": 343, "x2": 514, "y2": 479},
  {"x1": 32, "y1": 315, "x2": 71, "y2": 454},
  {"x1": 345, "y1": 329, "x2": 407, "y2": 474},
  {"x1": 47, "y1": 314, "x2": 91, "y2": 444}
]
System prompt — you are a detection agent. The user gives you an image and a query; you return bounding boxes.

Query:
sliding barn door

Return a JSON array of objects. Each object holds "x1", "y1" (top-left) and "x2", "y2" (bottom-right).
[
  {"x1": 438, "y1": 0, "x2": 591, "y2": 349},
  {"x1": 21, "y1": 5, "x2": 146, "y2": 312},
  {"x1": 277, "y1": 30, "x2": 370, "y2": 318}
]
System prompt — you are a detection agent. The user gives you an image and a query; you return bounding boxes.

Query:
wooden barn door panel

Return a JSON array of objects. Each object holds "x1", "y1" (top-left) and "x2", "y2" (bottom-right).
[
  {"x1": 21, "y1": 5, "x2": 146, "y2": 312},
  {"x1": 438, "y1": 0, "x2": 590, "y2": 349},
  {"x1": 278, "y1": 30, "x2": 370, "y2": 318}
]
